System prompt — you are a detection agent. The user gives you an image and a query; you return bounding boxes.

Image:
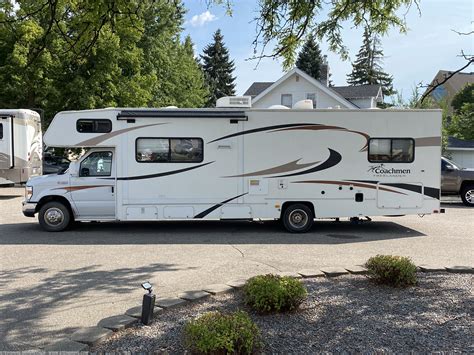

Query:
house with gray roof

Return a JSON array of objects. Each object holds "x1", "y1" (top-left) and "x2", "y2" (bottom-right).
[{"x1": 243, "y1": 67, "x2": 383, "y2": 109}]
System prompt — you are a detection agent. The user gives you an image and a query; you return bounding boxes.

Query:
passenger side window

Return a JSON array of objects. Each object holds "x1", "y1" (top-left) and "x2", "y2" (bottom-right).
[
  {"x1": 136, "y1": 138, "x2": 203, "y2": 163},
  {"x1": 80, "y1": 151, "x2": 113, "y2": 177},
  {"x1": 368, "y1": 138, "x2": 414, "y2": 163},
  {"x1": 136, "y1": 138, "x2": 170, "y2": 162},
  {"x1": 77, "y1": 119, "x2": 112, "y2": 133}
]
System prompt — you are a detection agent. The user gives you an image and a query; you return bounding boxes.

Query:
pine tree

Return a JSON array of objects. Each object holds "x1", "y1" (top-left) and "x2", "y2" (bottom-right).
[
  {"x1": 347, "y1": 28, "x2": 395, "y2": 97},
  {"x1": 200, "y1": 29, "x2": 236, "y2": 107},
  {"x1": 296, "y1": 35, "x2": 324, "y2": 80}
]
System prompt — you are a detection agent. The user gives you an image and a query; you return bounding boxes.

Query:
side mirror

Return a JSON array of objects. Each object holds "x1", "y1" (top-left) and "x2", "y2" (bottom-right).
[{"x1": 80, "y1": 167, "x2": 90, "y2": 177}]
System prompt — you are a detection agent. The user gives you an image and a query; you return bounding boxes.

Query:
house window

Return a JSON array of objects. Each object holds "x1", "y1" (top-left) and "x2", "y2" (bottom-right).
[
  {"x1": 136, "y1": 138, "x2": 203, "y2": 163},
  {"x1": 76, "y1": 119, "x2": 112, "y2": 133},
  {"x1": 368, "y1": 138, "x2": 415, "y2": 163},
  {"x1": 281, "y1": 94, "x2": 293, "y2": 108},
  {"x1": 0, "y1": 123, "x2": 3, "y2": 139},
  {"x1": 432, "y1": 85, "x2": 447, "y2": 102},
  {"x1": 306, "y1": 93, "x2": 316, "y2": 108}
]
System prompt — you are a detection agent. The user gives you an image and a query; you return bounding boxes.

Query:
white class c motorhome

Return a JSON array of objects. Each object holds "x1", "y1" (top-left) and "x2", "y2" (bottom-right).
[
  {"x1": 0, "y1": 109, "x2": 42, "y2": 185},
  {"x1": 23, "y1": 98, "x2": 443, "y2": 232}
]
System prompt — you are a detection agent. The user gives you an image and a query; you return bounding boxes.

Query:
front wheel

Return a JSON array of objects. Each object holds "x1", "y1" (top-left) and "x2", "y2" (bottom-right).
[
  {"x1": 282, "y1": 204, "x2": 314, "y2": 233},
  {"x1": 38, "y1": 201, "x2": 71, "y2": 232},
  {"x1": 461, "y1": 185, "x2": 474, "y2": 207}
]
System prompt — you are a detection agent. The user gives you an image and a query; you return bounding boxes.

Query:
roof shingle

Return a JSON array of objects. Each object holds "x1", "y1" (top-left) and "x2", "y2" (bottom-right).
[
  {"x1": 243, "y1": 82, "x2": 274, "y2": 97},
  {"x1": 243, "y1": 80, "x2": 381, "y2": 101},
  {"x1": 448, "y1": 136, "x2": 474, "y2": 149},
  {"x1": 332, "y1": 85, "x2": 382, "y2": 99}
]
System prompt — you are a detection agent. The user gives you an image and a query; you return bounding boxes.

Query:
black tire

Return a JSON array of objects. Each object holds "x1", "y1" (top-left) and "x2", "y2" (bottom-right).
[
  {"x1": 460, "y1": 185, "x2": 474, "y2": 207},
  {"x1": 38, "y1": 201, "x2": 71, "y2": 232},
  {"x1": 282, "y1": 203, "x2": 314, "y2": 233}
]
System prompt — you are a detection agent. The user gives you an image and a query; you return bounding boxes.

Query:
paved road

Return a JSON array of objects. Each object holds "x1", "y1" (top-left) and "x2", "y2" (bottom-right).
[{"x1": 0, "y1": 187, "x2": 472, "y2": 350}]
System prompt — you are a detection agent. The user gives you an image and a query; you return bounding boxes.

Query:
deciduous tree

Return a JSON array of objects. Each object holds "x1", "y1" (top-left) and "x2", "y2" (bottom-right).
[
  {"x1": 210, "y1": 0, "x2": 420, "y2": 69},
  {"x1": 446, "y1": 84, "x2": 474, "y2": 141},
  {"x1": 0, "y1": 0, "x2": 208, "y2": 128}
]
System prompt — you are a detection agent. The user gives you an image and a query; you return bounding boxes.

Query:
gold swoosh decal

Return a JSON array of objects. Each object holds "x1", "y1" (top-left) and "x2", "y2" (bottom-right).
[
  {"x1": 75, "y1": 123, "x2": 167, "y2": 146},
  {"x1": 223, "y1": 159, "x2": 320, "y2": 178}
]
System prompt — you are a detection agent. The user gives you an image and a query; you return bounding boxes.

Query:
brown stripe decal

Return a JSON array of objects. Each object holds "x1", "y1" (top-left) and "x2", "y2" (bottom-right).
[
  {"x1": 75, "y1": 123, "x2": 167, "y2": 146},
  {"x1": 223, "y1": 159, "x2": 320, "y2": 178},
  {"x1": 415, "y1": 137, "x2": 441, "y2": 147},
  {"x1": 292, "y1": 180, "x2": 406, "y2": 195},
  {"x1": 53, "y1": 185, "x2": 111, "y2": 192}
]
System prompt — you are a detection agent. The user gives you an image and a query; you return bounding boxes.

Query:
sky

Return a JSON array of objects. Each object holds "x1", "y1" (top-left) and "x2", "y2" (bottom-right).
[{"x1": 182, "y1": 0, "x2": 473, "y2": 101}]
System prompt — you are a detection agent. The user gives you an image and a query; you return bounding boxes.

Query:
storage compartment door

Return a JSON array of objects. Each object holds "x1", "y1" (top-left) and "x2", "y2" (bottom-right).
[
  {"x1": 377, "y1": 182, "x2": 423, "y2": 209},
  {"x1": 0, "y1": 116, "x2": 13, "y2": 169}
]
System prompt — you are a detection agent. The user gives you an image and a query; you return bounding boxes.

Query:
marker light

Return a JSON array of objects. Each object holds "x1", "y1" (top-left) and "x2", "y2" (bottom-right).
[{"x1": 26, "y1": 186, "x2": 33, "y2": 201}]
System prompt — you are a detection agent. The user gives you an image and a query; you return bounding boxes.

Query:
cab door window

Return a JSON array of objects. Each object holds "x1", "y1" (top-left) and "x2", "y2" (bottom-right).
[{"x1": 80, "y1": 151, "x2": 113, "y2": 177}]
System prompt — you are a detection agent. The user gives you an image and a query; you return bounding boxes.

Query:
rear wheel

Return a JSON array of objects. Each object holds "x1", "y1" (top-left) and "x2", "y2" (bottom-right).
[
  {"x1": 282, "y1": 203, "x2": 314, "y2": 233},
  {"x1": 38, "y1": 201, "x2": 71, "y2": 232},
  {"x1": 461, "y1": 185, "x2": 474, "y2": 207}
]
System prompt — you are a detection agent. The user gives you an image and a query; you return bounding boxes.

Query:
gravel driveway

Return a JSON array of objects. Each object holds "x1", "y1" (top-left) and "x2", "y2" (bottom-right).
[{"x1": 94, "y1": 273, "x2": 473, "y2": 353}]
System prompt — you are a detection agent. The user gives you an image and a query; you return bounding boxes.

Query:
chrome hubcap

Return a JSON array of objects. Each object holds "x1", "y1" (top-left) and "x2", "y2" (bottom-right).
[
  {"x1": 466, "y1": 190, "x2": 474, "y2": 204},
  {"x1": 45, "y1": 208, "x2": 64, "y2": 226},
  {"x1": 288, "y1": 209, "x2": 308, "y2": 229}
]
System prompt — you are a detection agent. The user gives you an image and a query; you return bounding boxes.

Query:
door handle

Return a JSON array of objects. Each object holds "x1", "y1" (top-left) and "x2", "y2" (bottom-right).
[{"x1": 111, "y1": 186, "x2": 114, "y2": 193}]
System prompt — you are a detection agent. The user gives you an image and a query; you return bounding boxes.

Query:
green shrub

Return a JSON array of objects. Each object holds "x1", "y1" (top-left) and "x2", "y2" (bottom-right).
[
  {"x1": 184, "y1": 311, "x2": 261, "y2": 354},
  {"x1": 243, "y1": 274, "x2": 307, "y2": 313},
  {"x1": 365, "y1": 255, "x2": 417, "y2": 287}
]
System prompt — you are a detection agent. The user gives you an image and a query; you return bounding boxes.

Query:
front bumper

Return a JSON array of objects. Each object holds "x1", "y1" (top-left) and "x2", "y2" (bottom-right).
[{"x1": 22, "y1": 202, "x2": 37, "y2": 217}]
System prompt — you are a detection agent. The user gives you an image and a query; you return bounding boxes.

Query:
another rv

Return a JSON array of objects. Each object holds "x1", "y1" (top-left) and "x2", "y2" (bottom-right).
[
  {"x1": 22, "y1": 100, "x2": 442, "y2": 232},
  {"x1": 0, "y1": 109, "x2": 42, "y2": 185}
]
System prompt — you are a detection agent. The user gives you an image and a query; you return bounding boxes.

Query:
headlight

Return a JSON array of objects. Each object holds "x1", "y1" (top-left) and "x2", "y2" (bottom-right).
[{"x1": 26, "y1": 186, "x2": 33, "y2": 201}]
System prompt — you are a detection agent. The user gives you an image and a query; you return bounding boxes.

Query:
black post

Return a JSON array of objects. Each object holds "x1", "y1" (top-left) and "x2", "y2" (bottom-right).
[{"x1": 141, "y1": 292, "x2": 155, "y2": 325}]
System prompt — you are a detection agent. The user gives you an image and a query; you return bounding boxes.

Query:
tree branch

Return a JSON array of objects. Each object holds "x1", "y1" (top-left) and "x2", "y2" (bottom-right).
[{"x1": 420, "y1": 56, "x2": 474, "y2": 104}]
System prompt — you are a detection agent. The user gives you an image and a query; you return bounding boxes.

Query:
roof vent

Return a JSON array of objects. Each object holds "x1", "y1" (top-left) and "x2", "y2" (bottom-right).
[
  {"x1": 268, "y1": 105, "x2": 290, "y2": 110},
  {"x1": 216, "y1": 96, "x2": 252, "y2": 108},
  {"x1": 293, "y1": 99, "x2": 313, "y2": 109}
]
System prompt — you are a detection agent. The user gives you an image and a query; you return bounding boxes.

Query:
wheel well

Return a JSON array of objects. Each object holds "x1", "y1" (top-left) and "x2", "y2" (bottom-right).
[
  {"x1": 36, "y1": 195, "x2": 74, "y2": 217},
  {"x1": 460, "y1": 181, "x2": 474, "y2": 192},
  {"x1": 281, "y1": 201, "x2": 315, "y2": 218}
]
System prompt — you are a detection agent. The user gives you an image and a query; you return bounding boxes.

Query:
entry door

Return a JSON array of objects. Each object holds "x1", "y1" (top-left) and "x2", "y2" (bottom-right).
[
  {"x1": 70, "y1": 150, "x2": 116, "y2": 218},
  {"x1": 0, "y1": 116, "x2": 13, "y2": 169}
]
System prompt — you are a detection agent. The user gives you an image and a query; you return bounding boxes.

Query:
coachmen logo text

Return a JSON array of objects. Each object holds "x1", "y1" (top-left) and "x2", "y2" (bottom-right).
[{"x1": 368, "y1": 164, "x2": 411, "y2": 176}]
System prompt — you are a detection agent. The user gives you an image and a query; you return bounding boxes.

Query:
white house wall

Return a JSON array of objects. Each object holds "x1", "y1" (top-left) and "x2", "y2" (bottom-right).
[
  {"x1": 350, "y1": 98, "x2": 374, "y2": 109},
  {"x1": 252, "y1": 75, "x2": 350, "y2": 109},
  {"x1": 446, "y1": 149, "x2": 474, "y2": 168}
]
